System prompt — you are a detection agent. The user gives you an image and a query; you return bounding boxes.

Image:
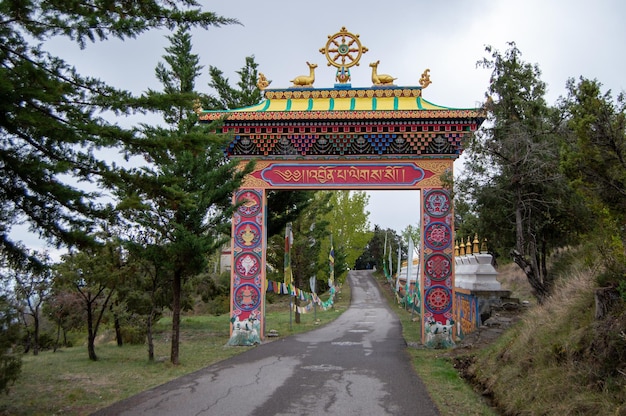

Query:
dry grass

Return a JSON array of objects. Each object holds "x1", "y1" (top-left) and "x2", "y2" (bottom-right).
[{"x1": 468, "y1": 267, "x2": 626, "y2": 415}]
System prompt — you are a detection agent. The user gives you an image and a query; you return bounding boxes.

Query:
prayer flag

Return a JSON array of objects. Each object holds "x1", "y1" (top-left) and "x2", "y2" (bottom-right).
[
  {"x1": 395, "y1": 242, "x2": 402, "y2": 292},
  {"x1": 407, "y1": 237, "x2": 415, "y2": 295},
  {"x1": 284, "y1": 223, "x2": 293, "y2": 285},
  {"x1": 329, "y1": 235, "x2": 335, "y2": 286}
]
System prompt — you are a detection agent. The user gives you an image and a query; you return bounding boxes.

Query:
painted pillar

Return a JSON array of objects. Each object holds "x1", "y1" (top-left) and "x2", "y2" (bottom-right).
[
  {"x1": 421, "y1": 188, "x2": 456, "y2": 348},
  {"x1": 228, "y1": 188, "x2": 267, "y2": 346}
]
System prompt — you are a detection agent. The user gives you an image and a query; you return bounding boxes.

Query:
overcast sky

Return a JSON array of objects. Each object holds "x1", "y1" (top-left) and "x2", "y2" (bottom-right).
[{"x1": 44, "y1": 0, "x2": 626, "y2": 238}]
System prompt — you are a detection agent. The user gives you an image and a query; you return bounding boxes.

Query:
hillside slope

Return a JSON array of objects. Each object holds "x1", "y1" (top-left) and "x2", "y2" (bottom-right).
[{"x1": 457, "y1": 264, "x2": 626, "y2": 415}]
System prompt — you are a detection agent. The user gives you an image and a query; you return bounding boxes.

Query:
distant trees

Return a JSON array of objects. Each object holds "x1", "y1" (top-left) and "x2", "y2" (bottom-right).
[
  {"x1": 54, "y1": 241, "x2": 127, "y2": 361},
  {"x1": 355, "y1": 226, "x2": 401, "y2": 271}
]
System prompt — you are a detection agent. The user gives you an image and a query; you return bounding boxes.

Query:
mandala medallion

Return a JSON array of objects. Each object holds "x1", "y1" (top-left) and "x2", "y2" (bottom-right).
[
  {"x1": 236, "y1": 191, "x2": 262, "y2": 217},
  {"x1": 234, "y1": 253, "x2": 260, "y2": 280},
  {"x1": 234, "y1": 284, "x2": 261, "y2": 311},
  {"x1": 424, "y1": 222, "x2": 452, "y2": 251},
  {"x1": 425, "y1": 253, "x2": 452, "y2": 282},
  {"x1": 425, "y1": 286, "x2": 452, "y2": 314},
  {"x1": 234, "y1": 221, "x2": 261, "y2": 249},
  {"x1": 424, "y1": 190, "x2": 450, "y2": 217}
]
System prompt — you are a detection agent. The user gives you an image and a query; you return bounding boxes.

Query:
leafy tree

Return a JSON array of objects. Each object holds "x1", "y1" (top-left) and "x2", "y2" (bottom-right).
[
  {"x1": 44, "y1": 288, "x2": 83, "y2": 351},
  {"x1": 116, "y1": 28, "x2": 251, "y2": 365},
  {"x1": 0, "y1": 291, "x2": 21, "y2": 394},
  {"x1": 119, "y1": 241, "x2": 170, "y2": 359},
  {"x1": 54, "y1": 241, "x2": 127, "y2": 361},
  {"x1": 291, "y1": 192, "x2": 332, "y2": 323},
  {"x1": 266, "y1": 190, "x2": 316, "y2": 239},
  {"x1": 0, "y1": 1, "x2": 238, "y2": 269},
  {"x1": 460, "y1": 43, "x2": 584, "y2": 302},
  {"x1": 318, "y1": 191, "x2": 371, "y2": 280},
  {"x1": 12, "y1": 252, "x2": 53, "y2": 355},
  {"x1": 401, "y1": 224, "x2": 420, "y2": 248},
  {"x1": 561, "y1": 77, "x2": 626, "y2": 290}
]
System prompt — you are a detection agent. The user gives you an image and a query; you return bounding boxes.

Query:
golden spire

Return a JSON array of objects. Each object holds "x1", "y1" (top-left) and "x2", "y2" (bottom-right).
[
  {"x1": 481, "y1": 238, "x2": 488, "y2": 253},
  {"x1": 473, "y1": 234, "x2": 480, "y2": 254}
]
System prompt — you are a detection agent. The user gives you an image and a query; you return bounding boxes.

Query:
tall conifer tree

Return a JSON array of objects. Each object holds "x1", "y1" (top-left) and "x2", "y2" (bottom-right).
[{"x1": 116, "y1": 27, "x2": 251, "y2": 364}]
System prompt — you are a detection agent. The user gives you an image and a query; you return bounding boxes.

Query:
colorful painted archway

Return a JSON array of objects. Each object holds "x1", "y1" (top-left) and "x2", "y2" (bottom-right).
[{"x1": 199, "y1": 27, "x2": 485, "y2": 346}]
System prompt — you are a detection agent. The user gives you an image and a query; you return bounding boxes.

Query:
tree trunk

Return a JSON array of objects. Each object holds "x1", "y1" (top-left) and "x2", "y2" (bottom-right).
[
  {"x1": 295, "y1": 295, "x2": 301, "y2": 324},
  {"x1": 54, "y1": 317, "x2": 61, "y2": 352},
  {"x1": 114, "y1": 312, "x2": 123, "y2": 347},
  {"x1": 147, "y1": 312, "x2": 155, "y2": 362},
  {"x1": 33, "y1": 313, "x2": 40, "y2": 356},
  {"x1": 510, "y1": 249, "x2": 550, "y2": 303},
  {"x1": 87, "y1": 304, "x2": 98, "y2": 361},
  {"x1": 171, "y1": 270, "x2": 181, "y2": 365}
]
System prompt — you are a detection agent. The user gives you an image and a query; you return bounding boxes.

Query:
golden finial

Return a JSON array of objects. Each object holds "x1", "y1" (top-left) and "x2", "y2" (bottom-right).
[
  {"x1": 192, "y1": 98, "x2": 203, "y2": 115},
  {"x1": 481, "y1": 238, "x2": 488, "y2": 253},
  {"x1": 466, "y1": 236, "x2": 472, "y2": 255},
  {"x1": 473, "y1": 234, "x2": 480, "y2": 254},
  {"x1": 459, "y1": 239, "x2": 466, "y2": 256},
  {"x1": 419, "y1": 69, "x2": 432, "y2": 89},
  {"x1": 257, "y1": 72, "x2": 271, "y2": 90},
  {"x1": 454, "y1": 241, "x2": 459, "y2": 257}
]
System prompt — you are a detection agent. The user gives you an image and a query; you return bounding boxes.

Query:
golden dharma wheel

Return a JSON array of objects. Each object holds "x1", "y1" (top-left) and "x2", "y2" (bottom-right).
[{"x1": 319, "y1": 26, "x2": 368, "y2": 68}]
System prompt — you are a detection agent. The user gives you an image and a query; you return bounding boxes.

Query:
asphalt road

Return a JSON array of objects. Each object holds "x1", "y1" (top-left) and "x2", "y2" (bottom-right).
[{"x1": 92, "y1": 270, "x2": 439, "y2": 416}]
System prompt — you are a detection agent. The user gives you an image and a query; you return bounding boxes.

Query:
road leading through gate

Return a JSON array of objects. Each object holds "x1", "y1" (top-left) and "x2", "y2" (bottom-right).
[{"x1": 92, "y1": 270, "x2": 439, "y2": 416}]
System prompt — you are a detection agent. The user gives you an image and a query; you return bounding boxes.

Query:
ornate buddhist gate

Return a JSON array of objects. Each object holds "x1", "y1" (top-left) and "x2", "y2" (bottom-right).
[{"x1": 199, "y1": 27, "x2": 485, "y2": 347}]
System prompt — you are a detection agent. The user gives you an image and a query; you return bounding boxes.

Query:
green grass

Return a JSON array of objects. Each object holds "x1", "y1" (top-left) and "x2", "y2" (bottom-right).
[
  {"x1": 0, "y1": 287, "x2": 351, "y2": 416},
  {"x1": 0, "y1": 279, "x2": 497, "y2": 416}
]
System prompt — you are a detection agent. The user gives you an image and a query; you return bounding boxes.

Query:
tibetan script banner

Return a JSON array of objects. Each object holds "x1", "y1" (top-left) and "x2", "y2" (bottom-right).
[{"x1": 248, "y1": 162, "x2": 435, "y2": 188}]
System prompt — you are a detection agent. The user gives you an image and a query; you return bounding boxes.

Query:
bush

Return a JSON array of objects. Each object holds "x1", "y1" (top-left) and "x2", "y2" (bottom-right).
[{"x1": 121, "y1": 326, "x2": 146, "y2": 345}]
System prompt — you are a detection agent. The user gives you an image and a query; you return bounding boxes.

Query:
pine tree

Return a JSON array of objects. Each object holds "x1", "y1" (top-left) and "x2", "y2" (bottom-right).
[
  {"x1": 116, "y1": 27, "x2": 251, "y2": 365},
  {"x1": 0, "y1": 1, "x2": 238, "y2": 268},
  {"x1": 459, "y1": 43, "x2": 584, "y2": 302},
  {"x1": 562, "y1": 78, "x2": 626, "y2": 290}
]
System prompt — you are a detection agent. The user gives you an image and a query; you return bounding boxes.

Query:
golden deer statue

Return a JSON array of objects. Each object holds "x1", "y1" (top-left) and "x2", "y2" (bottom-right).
[
  {"x1": 290, "y1": 62, "x2": 318, "y2": 87},
  {"x1": 369, "y1": 60, "x2": 396, "y2": 86}
]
